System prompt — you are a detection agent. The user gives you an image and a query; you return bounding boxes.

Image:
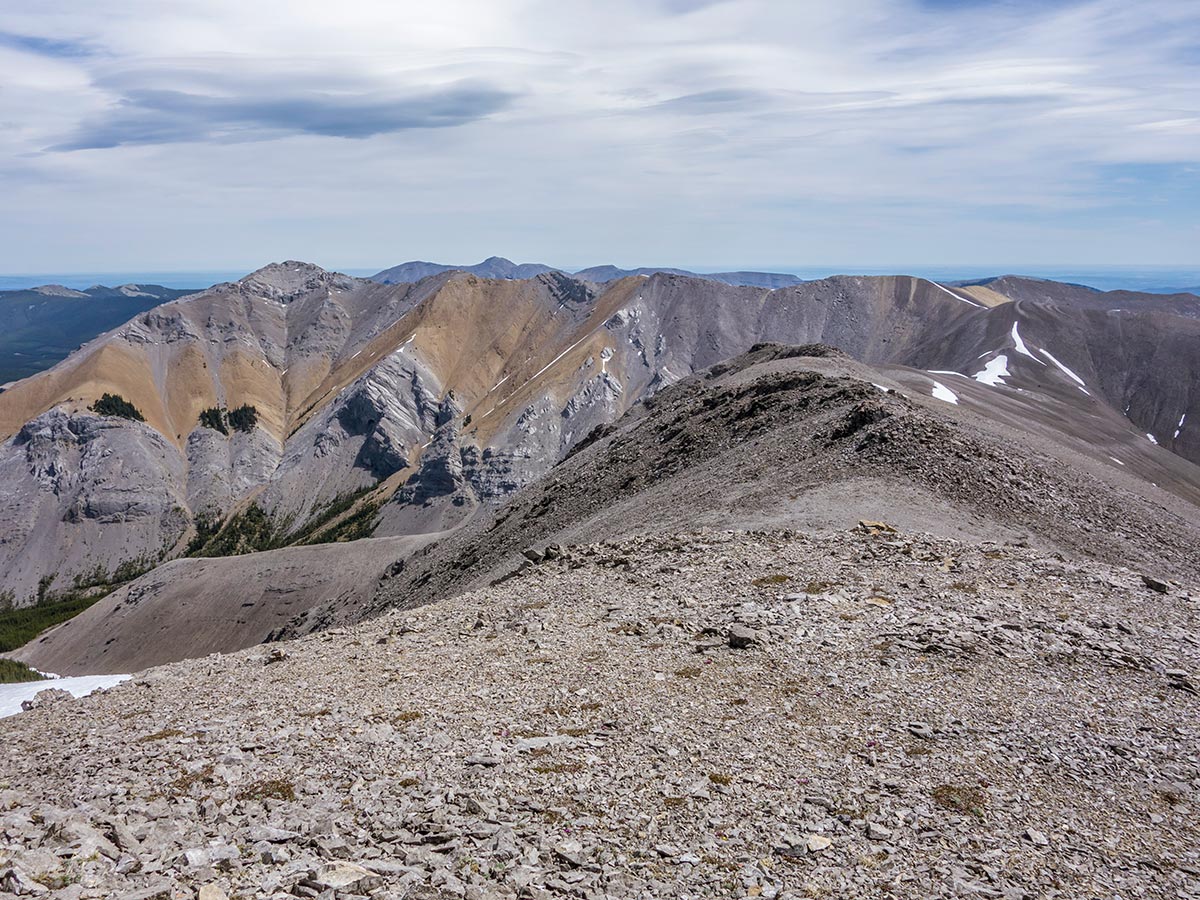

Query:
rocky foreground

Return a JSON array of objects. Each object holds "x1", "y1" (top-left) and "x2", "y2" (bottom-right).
[{"x1": 2, "y1": 528, "x2": 1198, "y2": 899}]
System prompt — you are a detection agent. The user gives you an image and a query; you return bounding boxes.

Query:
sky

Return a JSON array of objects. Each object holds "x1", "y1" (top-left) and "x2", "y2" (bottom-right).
[{"x1": 1, "y1": 0, "x2": 1198, "y2": 274}]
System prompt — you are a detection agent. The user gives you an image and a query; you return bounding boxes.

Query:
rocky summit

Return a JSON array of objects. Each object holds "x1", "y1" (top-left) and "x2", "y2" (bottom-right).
[{"x1": 2, "y1": 529, "x2": 1198, "y2": 899}]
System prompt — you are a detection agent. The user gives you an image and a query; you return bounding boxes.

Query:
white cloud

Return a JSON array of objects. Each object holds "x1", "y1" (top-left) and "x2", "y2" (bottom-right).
[{"x1": 0, "y1": 0, "x2": 1197, "y2": 271}]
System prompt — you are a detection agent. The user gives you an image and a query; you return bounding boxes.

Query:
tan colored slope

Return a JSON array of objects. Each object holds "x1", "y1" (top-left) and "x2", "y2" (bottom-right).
[
  {"x1": 462, "y1": 276, "x2": 643, "y2": 444},
  {"x1": 0, "y1": 341, "x2": 178, "y2": 443},
  {"x1": 953, "y1": 284, "x2": 1013, "y2": 307}
]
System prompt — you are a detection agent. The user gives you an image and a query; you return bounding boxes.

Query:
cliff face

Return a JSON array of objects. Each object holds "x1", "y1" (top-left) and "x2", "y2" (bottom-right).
[{"x1": 0, "y1": 262, "x2": 1196, "y2": 603}]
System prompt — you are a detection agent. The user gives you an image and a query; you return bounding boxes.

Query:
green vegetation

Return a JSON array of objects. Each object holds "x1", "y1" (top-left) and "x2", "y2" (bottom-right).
[
  {"x1": 0, "y1": 659, "x2": 47, "y2": 684},
  {"x1": 188, "y1": 503, "x2": 284, "y2": 557},
  {"x1": 90, "y1": 392, "x2": 144, "y2": 421},
  {"x1": 71, "y1": 558, "x2": 152, "y2": 591},
  {"x1": 197, "y1": 404, "x2": 257, "y2": 435},
  {"x1": 303, "y1": 497, "x2": 382, "y2": 544},
  {"x1": 198, "y1": 407, "x2": 228, "y2": 434},
  {"x1": 227, "y1": 404, "x2": 259, "y2": 433},
  {"x1": 290, "y1": 487, "x2": 379, "y2": 545},
  {"x1": 0, "y1": 594, "x2": 102, "y2": 652},
  {"x1": 183, "y1": 511, "x2": 223, "y2": 556},
  {"x1": 186, "y1": 487, "x2": 382, "y2": 558},
  {"x1": 1, "y1": 558, "x2": 153, "y2": 652}
]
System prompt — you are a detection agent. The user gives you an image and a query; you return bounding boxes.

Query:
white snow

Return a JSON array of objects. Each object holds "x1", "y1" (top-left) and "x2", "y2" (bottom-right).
[
  {"x1": 527, "y1": 334, "x2": 592, "y2": 384},
  {"x1": 1010, "y1": 322, "x2": 1042, "y2": 362},
  {"x1": 1036, "y1": 347, "x2": 1090, "y2": 394},
  {"x1": 927, "y1": 280, "x2": 984, "y2": 309},
  {"x1": 871, "y1": 383, "x2": 890, "y2": 393},
  {"x1": 1109, "y1": 456, "x2": 1126, "y2": 466},
  {"x1": 930, "y1": 381, "x2": 959, "y2": 404},
  {"x1": 1147, "y1": 433, "x2": 1158, "y2": 445},
  {"x1": 927, "y1": 369, "x2": 968, "y2": 378},
  {"x1": 973, "y1": 354, "x2": 1011, "y2": 386},
  {"x1": 1176, "y1": 413, "x2": 1187, "y2": 439},
  {"x1": 0, "y1": 674, "x2": 130, "y2": 719}
]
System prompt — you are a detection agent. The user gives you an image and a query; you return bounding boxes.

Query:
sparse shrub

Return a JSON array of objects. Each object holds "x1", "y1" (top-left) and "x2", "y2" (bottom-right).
[
  {"x1": 184, "y1": 511, "x2": 223, "y2": 556},
  {"x1": 238, "y1": 778, "x2": 296, "y2": 802},
  {"x1": 752, "y1": 574, "x2": 791, "y2": 587},
  {"x1": 90, "y1": 392, "x2": 144, "y2": 421},
  {"x1": 190, "y1": 504, "x2": 281, "y2": 557},
  {"x1": 198, "y1": 407, "x2": 228, "y2": 434},
  {"x1": 138, "y1": 728, "x2": 185, "y2": 743},
  {"x1": 227, "y1": 404, "x2": 259, "y2": 433},
  {"x1": 931, "y1": 784, "x2": 987, "y2": 817}
]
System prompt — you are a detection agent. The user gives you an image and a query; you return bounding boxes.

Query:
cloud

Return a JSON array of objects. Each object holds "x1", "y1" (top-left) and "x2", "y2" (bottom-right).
[
  {"x1": 0, "y1": 30, "x2": 94, "y2": 58},
  {"x1": 51, "y1": 82, "x2": 516, "y2": 150},
  {"x1": 0, "y1": 0, "x2": 1197, "y2": 271}
]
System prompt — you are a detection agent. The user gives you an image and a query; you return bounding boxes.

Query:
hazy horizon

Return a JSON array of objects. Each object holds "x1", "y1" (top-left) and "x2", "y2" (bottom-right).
[{"x1": 3, "y1": 260, "x2": 1198, "y2": 295}]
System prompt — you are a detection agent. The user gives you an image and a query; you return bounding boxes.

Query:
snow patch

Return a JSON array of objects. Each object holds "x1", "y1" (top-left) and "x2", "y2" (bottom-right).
[
  {"x1": 1109, "y1": 456, "x2": 1126, "y2": 466},
  {"x1": 0, "y1": 674, "x2": 130, "y2": 719},
  {"x1": 1036, "y1": 347, "x2": 1089, "y2": 394},
  {"x1": 927, "y1": 280, "x2": 984, "y2": 309},
  {"x1": 1146, "y1": 433, "x2": 1158, "y2": 445},
  {"x1": 973, "y1": 355, "x2": 1011, "y2": 387},
  {"x1": 1175, "y1": 413, "x2": 1187, "y2": 439},
  {"x1": 1010, "y1": 322, "x2": 1042, "y2": 362},
  {"x1": 931, "y1": 381, "x2": 959, "y2": 404}
]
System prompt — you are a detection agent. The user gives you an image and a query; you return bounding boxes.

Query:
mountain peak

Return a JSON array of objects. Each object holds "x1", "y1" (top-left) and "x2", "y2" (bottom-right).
[
  {"x1": 30, "y1": 284, "x2": 89, "y2": 298},
  {"x1": 237, "y1": 261, "x2": 347, "y2": 301}
]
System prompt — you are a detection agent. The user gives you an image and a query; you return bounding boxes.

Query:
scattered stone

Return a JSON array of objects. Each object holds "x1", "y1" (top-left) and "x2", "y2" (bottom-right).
[
  {"x1": 19, "y1": 687, "x2": 71, "y2": 712},
  {"x1": 554, "y1": 840, "x2": 586, "y2": 867},
  {"x1": 1141, "y1": 574, "x2": 1170, "y2": 593},
  {"x1": 866, "y1": 822, "x2": 893, "y2": 841},
  {"x1": 0, "y1": 529, "x2": 1194, "y2": 900},
  {"x1": 309, "y1": 861, "x2": 381, "y2": 892},
  {"x1": 906, "y1": 721, "x2": 935, "y2": 740},
  {"x1": 806, "y1": 834, "x2": 833, "y2": 853},
  {"x1": 727, "y1": 623, "x2": 762, "y2": 649}
]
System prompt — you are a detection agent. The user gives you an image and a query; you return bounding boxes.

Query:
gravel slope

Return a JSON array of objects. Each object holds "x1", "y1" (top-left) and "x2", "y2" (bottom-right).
[{"x1": 2, "y1": 528, "x2": 1197, "y2": 899}]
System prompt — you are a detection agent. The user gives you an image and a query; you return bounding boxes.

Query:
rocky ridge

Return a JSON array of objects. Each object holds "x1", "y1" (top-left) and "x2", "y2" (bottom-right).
[{"x1": 1, "y1": 527, "x2": 1197, "y2": 898}]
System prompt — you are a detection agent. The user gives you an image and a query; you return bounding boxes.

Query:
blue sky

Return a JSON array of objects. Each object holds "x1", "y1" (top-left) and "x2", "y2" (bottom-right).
[{"x1": 0, "y1": 0, "x2": 1197, "y2": 272}]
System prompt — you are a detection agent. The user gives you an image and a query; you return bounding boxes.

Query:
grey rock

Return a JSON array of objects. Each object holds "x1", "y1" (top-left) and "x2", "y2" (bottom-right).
[{"x1": 727, "y1": 623, "x2": 762, "y2": 649}]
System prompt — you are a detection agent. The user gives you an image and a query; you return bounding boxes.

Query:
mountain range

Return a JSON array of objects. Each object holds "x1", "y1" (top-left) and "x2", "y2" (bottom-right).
[
  {"x1": 0, "y1": 262, "x2": 1195, "y2": 671},
  {"x1": 371, "y1": 255, "x2": 807, "y2": 288},
  {"x1": 2, "y1": 260, "x2": 1198, "y2": 900},
  {"x1": 0, "y1": 283, "x2": 196, "y2": 385}
]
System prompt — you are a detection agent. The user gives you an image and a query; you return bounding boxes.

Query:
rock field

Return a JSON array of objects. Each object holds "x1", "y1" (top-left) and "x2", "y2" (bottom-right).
[{"x1": 2, "y1": 526, "x2": 1198, "y2": 899}]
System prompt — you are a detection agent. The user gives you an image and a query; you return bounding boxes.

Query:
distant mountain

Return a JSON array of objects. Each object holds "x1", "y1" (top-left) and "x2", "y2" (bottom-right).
[
  {"x1": 572, "y1": 265, "x2": 805, "y2": 288},
  {"x1": 0, "y1": 283, "x2": 197, "y2": 384},
  {"x1": 372, "y1": 258, "x2": 806, "y2": 288},
  {"x1": 372, "y1": 256, "x2": 558, "y2": 284}
]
